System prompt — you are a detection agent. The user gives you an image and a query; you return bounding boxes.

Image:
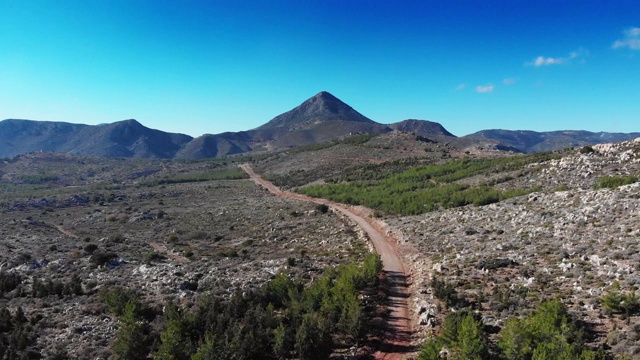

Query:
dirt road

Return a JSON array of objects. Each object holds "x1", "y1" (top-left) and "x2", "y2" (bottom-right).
[
  {"x1": 55, "y1": 225, "x2": 79, "y2": 238},
  {"x1": 240, "y1": 164, "x2": 413, "y2": 359}
]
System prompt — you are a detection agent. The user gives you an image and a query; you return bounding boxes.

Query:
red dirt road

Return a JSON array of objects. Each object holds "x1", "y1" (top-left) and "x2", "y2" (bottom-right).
[{"x1": 240, "y1": 164, "x2": 413, "y2": 359}]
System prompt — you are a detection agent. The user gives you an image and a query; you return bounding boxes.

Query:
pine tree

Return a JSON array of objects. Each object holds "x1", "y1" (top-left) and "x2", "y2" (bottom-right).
[
  {"x1": 455, "y1": 314, "x2": 488, "y2": 360},
  {"x1": 295, "y1": 314, "x2": 332, "y2": 360},
  {"x1": 191, "y1": 333, "x2": 228, "y2": 360},
  {"x1": 155, "y1": 304, "x2": 194, "y2": 360},
  {"x1": 112, "y1": 301, "x2": 149, "y2": 360}
]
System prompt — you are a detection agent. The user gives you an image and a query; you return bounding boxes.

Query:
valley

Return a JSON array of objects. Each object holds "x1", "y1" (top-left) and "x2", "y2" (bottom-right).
[
  {"x1": 0, "y1": 133, "x2": 638, "y2": 359},
  {"x1": 0, "y1": 93, "x2": 638, "y2": 359}
]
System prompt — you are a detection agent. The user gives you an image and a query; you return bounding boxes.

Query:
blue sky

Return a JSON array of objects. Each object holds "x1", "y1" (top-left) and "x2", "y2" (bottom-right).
[{"x1": 1, "y1": 1, "x2": 638, "y2": 137}]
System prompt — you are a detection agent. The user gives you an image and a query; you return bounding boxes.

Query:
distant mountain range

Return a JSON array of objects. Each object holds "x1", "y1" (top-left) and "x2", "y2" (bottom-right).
[
  {"x1": 0, "y1": 119, "x2": 192, "y2": 159},
  {"x1": 467, "y1": 129, "x2": 640, "y2": 153},
  {"x1": 1, "y1": 91, "x2": 637, "y2": 159}
]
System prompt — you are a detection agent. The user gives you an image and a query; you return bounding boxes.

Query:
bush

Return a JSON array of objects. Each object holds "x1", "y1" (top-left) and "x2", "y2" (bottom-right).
[
  {"x1": 90, "y1": 251, "x2": 118, "y2": 267},
  {"x1": 417, "y1": 300, "x2": 608, "y2": 360},
  {"x1": 580, "y1": 145, "x2": 595, "y2": 154},
  {"x1": 595, "y1": 175, "x2": 638, "y2": 189},
  {"x1": 498, "y1": 300, "x2": 602, "y2": 360},
  {"x1": 83, "y1": 244, "x2": 98, "y2": 254},
  {"x1": 477, "y1": 258, "x2": 515, "y2": 270},
  {"x1": 0, "y1": 272, "x2": 22, "y2": 295},
  {"x1": 418, "y1": 311, "x2": 488, "y2": 360},
  {"x1": 431, "y1": 277, "x2": 462, "y2": 308},
  {"x1": 315, "y1": 204, "x2": 329, "y2": 214},
  {"x1": 144, "y1": 252, "x2": 167, "y2": 264},
  {"x1": 100, "y1": 287, "x2": 140, "y2": 316},
  {"x1": 600, "y1": 281, "x2": 640, "y2": 318},
  {"x1": 112, "y1": 301, "x2": 151, "y2": 360}
]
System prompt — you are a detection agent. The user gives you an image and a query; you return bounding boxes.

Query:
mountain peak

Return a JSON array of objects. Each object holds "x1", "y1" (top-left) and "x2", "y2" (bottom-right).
[
  {"x1": 111, "y1": 119, "x2": 142, "y2": 127},
  {"x1": 313, "y1": 90, "x2": 337, "y2": 100},
  {"x1": 257, "y1": 91, "x2": 375, "y2": 130},
  {"x1": 388, "y1": 119, "x2": 455, "y2": 137}
]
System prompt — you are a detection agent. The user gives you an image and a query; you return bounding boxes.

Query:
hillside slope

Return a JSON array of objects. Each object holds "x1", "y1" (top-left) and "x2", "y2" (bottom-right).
[{"x1": 0, "y1": 119, "x2": 193, "y2": 158}]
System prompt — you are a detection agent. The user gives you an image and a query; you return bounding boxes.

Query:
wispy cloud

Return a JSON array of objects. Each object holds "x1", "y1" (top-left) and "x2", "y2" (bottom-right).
[
  {"x1": 529, "y1": 56, "x2": 564, "y2": 66},
  {"x1": 455, "y1": 83, "x2": 466, "y2": 91},
  {"x1": 476, "y1": 84, "x2": 494, "y2": 93},
  {"x1": 526, "y1": 49, "x2": 587, "y2": 67},
  {"x1": 502, "y1": 77, "x2": 518, "y2": 85},
  {"x1": 612, "y1": 27, "x2": 640, "y2": 50}
]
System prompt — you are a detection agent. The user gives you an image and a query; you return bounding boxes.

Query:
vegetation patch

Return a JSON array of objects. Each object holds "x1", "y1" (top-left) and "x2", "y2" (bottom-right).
[
  {"x1": 17, "y1": 174, "x2": 59, "y2": 184},
  {"x1": 600, "y1": 281, "x2": 639, "y2": 319},
  {"x1": 595, "y1": 175, "x2": 638, "y2": 189},
  {"x1": 300, "y1": 155, "x2": 554, "y2": 215},
  {"x1": 288, "y1": 134, "x2": 380, "y2": 154},
  {"x1": 111, "y1": 254, "x2": 383, "y2": 359},
  {"x1": 142, "y1": 167, "x2": 249, "y2": 186},
  {"x1": 418, "y1": 300, "x2": 606, "y2": 360}
]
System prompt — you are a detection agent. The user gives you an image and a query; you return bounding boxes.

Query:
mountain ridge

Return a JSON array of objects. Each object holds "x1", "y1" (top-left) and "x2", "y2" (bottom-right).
[
  {"x1": 467, "y1": 129, "x2": 640, "y2": 153},
  {"x1": 2, "y1": 92, "x2": 638, "y2": 158}
]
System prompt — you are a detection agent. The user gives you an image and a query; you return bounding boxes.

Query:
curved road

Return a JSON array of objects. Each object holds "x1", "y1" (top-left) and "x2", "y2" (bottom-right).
[{"x1": 240, "y1": 164, "x2": 412, "y2": 359}]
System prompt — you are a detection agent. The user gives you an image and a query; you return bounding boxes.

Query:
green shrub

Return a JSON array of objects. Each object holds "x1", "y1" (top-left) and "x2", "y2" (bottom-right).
[
  {"x1": 431, "y1": 277, "x2": 463, "y2": 308},
  {"x1": 498, "y1": 300, "x2": 602, "y2": 360},
  {"x1": 595, "y1": 175, "x2": 638, "y2": 189},
  {"x1": 580, "y1": 146, "x2": 595, "y2": 154},
  {"x1": 600, "y1": 281, "x2": 639, "y2": 318},
  {"x1": 17, "y1": 174, "x2": 59, "y2": 184},
  {"x1": 112, "y1": 301, "x2": 150, "y2": 360},
  {"x1": 418, "y1": 311, "x2": 488, "y2": 360},
  {"x1": 152, "y1": 255, "x2": 382, "y2": 359},
  {"x1": 90, "y1": 251, "x2": 118, "y2": 266},
  {"x1": 100, "y1": 287, "x2": 140, "y2": 316}
]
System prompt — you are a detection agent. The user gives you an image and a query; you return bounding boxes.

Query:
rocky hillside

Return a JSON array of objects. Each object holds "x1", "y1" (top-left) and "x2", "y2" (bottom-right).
[
  {"x1": 388, "y1": 138, "x2": 640, "y2": 358},
  {"x1": 0, "y1": 119, "x2": 193, "y2": 158},
  {"x1": 388, "y1": 119, "x2": 455, "y2": 137}
]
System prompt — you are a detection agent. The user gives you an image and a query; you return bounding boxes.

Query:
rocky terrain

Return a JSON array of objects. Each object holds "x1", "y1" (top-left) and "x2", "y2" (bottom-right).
[
  {"x1": 0, "y1": 154, "x2": 373, "y2": 358},
  {"x1": 252, "y1": 135, "x2": 640, "y2": 358},
  {"x1": 1, "y1": 133, "x2": 639, "y2": 359},
  {"x1": 386, "y1": 138, "x2": 640, "y2": 358}
]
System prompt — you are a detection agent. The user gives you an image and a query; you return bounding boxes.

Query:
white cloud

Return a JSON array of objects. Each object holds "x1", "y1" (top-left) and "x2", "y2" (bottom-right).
[
  {"x1": 526, "y1": 49, "x2": 587, "y2": 67},
  {"x1": 476, "y1": 84, "x2": 494, "y2": 93},
  {"x1": 502, "y1": 77, "x2": 518, "y2": 85},
  {"x1": 612, "y1": 27, "x2": 640, "y2": 50},
  {"x1": 530, "y1": 56, "x2": 564, "y2": 66},
  {"x1": 626, "y1": 27, "x2": 640, "y2": 37},
  {"x1": 455, "y1": 83, "x2": 466, "y2": 91}
]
